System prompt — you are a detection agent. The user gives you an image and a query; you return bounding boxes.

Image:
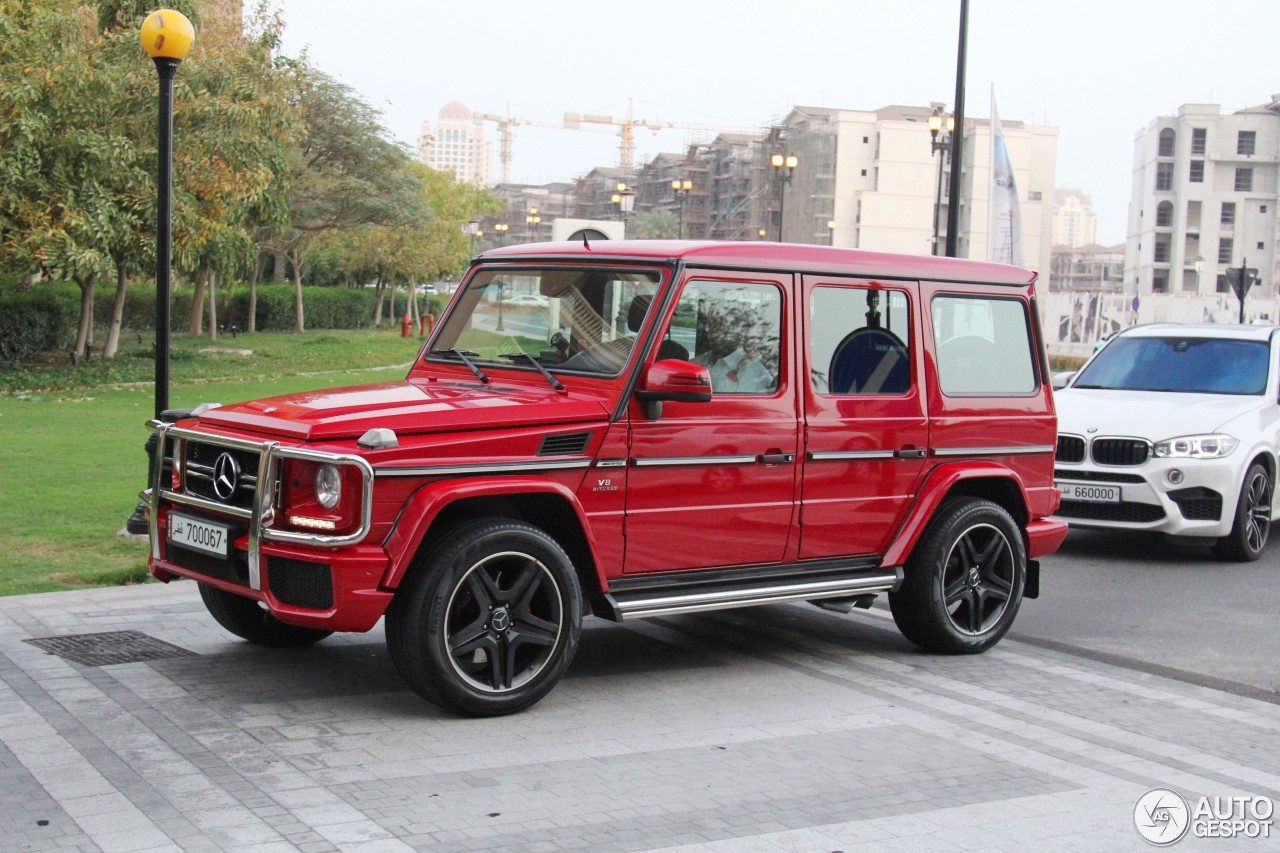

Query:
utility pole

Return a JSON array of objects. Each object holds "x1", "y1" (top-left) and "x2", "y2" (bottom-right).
[{"x1": 945, "y1": 0, "x2": 968, "y2": 258}]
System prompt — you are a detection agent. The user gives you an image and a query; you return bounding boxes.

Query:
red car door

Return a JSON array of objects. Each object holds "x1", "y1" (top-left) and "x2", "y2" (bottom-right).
[
  {"x1": 799, "y1": 278, "x2": 929, "y2": 558},
  {"x1": 623, "y1": 272, "x2": 800, "y2": 573}
]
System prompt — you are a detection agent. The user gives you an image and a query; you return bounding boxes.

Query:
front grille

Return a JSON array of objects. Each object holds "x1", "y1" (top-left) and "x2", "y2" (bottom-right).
[
  {"x1": 183, "y1": 441, "x2": 260, "y2": 510},
  {"x1": 268, "y1": 558, "x2": 334, "y2": 610},
  {"x1": 1091, "y1": 438, "x2": 1151, "y2": 466},
  {"x1": 1168, "y1": 487, "x2": 1223, "y2": 521},
  {"x1": 1056, "y1": 435, "x2": 1085, "y2": 463},
  {"x1": 1057, "y1": 501, "x2": 1166, "y2": 522},
  {"x1": 1054, "y1": 469, "x2": 1145, "y2": 484},
  {"x1": 538, "y1": 431, "x2": 592, "y2": 456},
  {"x1": 167, "y1": 544, "x2": 251, "y2": 586}
]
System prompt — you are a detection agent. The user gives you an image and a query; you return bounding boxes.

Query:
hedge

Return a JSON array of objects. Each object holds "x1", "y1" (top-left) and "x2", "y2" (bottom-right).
[
  {"x1": 0, "y1": 280, "x2": 438, "y2": 335},
  {"x1": 0, "y1": 290, "x2": 73, "y2": 366}
]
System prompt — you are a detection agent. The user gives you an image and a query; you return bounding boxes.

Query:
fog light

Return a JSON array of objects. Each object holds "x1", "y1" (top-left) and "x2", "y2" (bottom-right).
[{"x1": 1167, "y1": 469, "x2": 1184, "y2": 485}]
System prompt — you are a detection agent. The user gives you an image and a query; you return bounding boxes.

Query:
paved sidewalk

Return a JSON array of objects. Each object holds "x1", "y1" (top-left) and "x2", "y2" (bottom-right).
[{"x1": 2, "y1": 581, "x2": 1277, "y2": 852}]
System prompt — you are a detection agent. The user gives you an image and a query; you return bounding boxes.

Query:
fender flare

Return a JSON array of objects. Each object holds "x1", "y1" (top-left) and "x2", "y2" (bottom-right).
[
  {"x1": 880, "y1": 461, "x2": 1030, "y2": 569},
  {"x1": 379, "y1": 476, "x2": 605, "y2": 591}
]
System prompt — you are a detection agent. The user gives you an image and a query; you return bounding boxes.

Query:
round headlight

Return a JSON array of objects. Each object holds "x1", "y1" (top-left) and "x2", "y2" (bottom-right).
[{"x1": 314, "y1": 464, "x2": 342, "y2": 509}]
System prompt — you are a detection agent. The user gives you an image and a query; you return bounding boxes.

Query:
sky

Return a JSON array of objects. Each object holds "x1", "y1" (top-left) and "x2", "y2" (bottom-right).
[{"x1": 274, "y1": 0, "x2": 1280, "y2": 246}]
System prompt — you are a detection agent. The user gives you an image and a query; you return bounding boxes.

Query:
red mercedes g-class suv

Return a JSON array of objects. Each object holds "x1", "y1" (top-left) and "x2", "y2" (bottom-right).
[{"x1": 143, "y1": 241, "x2": 1066, "y2": 716}]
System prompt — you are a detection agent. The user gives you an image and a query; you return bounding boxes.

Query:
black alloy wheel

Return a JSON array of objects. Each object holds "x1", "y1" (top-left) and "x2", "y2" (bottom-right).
[
  {"x1": 385, "y1": 517, "x2": 582, "y2": 716},
  {"x1": 198, "y1": 583, "x2": 332, "y2": 647},
  {"x1": 890, "y1": 497, "x2": 1025, "y2": 654},
  {"x1": 1213, "y1": 462, "x2": 1272, "y2": 562}
]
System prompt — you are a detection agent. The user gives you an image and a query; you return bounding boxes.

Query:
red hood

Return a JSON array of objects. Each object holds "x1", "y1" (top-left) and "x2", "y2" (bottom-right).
[{"x1": 195, "y1": 379, "x2": 611, "y2": 441}]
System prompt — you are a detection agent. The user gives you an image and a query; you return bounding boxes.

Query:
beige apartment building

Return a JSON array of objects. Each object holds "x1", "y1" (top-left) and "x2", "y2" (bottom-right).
[
  {"x1": 775, "y1": 105, "x2": 1058, "y2": 281},
  {"x1": 1126, "y1": 98, "x2": 1279, "y2": 303}
]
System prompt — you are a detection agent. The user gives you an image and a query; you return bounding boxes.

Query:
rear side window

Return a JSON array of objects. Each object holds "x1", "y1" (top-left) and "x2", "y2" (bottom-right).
[
  {"x1": 932, "y1": 295, "x2": 1036, "y2": 395},
  {"x1": 809, "y1": 287, "x2": 911, "y2": 395}
]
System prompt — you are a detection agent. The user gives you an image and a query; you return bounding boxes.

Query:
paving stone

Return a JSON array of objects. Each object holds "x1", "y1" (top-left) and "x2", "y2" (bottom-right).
[{"x1": 2, "y1": 584, "x2": 1280, "y2": 851}]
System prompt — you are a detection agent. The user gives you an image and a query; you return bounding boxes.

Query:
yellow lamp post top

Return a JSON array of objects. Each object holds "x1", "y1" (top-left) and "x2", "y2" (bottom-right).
[{"x1": 140, "y1": 9, "x2": 195, "y2": 61}]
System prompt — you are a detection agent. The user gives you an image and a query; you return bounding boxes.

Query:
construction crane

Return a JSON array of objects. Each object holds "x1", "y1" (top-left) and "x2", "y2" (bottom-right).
[
  {"x1": 564, "y1": 99, "x2": 762, "y2": 168},
  {"x1": 476, "y1": 100, "x2": 761, "y2": 182},
  {"x1": 473, "y1": 111, "x2": 564, "y2": 185}
]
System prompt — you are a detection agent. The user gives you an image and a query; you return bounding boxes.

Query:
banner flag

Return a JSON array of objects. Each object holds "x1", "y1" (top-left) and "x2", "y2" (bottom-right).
[{"x1": 988, "y1": 92, "x2": 1024, "y2": 266}]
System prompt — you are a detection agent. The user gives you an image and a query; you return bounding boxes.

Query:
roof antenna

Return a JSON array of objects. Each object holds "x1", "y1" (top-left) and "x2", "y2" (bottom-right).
[{"x1": 582, "y1": 232, "x2": 590, "y2": 250}]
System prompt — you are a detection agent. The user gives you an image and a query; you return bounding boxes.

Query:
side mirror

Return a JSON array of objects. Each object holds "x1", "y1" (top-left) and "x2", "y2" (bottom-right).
[
  {"x1": 1050, "y1": 371, "x2": 1075, "y2": 390},
  {"x1": 634, "y1": 359, "x2": 712, "y2": 419}
]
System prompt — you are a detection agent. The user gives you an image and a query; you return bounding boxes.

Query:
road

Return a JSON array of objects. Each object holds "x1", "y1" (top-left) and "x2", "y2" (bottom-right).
[{"x1": 1009, "y1": 527, "x2": 1280, "y2": 702}]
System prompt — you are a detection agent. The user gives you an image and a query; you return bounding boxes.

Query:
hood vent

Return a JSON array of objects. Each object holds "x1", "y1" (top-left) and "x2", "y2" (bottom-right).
[{"x1": 538, "y1": 431, "x2": 592, "y2": 456}]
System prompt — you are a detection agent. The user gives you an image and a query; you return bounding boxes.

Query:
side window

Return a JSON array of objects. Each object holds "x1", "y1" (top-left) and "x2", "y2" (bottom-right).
[
  {"x1": 809, "y1": 287, "x2": 911, "y2": 395},
  {"x1": 668, "y1": 281, "x2": 781, "y2": 395},
  {"x1": 932, "y1": 296, "x2": 1037, "y2": 395}
]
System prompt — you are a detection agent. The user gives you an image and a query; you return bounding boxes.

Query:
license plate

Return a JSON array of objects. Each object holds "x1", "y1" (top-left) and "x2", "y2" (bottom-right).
[
  {"x1": 168, "y1": 512, "x2": 230, "y2": 557},
  {"x1": 1058, "y1": 482, "x2": 1121, "y2": 504}
]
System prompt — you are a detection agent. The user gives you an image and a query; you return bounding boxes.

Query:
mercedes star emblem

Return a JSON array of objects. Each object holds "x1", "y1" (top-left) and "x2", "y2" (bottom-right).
[{"x1": 212, "y1": 452, "x2": 241, "y2": 501}]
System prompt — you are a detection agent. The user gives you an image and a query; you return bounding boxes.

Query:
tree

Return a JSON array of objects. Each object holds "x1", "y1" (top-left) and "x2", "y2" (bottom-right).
[
  {"x1": 0, "y1": 0, "x2": 155, "y2": 361},
  {"x1": 629, "y1": 209, "x2": 679, "y2": 239},
  {"x1": 264, "y1": 68, "x2": 426, "y2": 333}
]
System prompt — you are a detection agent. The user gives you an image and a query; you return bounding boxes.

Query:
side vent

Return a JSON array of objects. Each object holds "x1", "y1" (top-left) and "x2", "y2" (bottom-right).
[{"x1": 538, "y1": 431, "x2": 592, "y2": 456}]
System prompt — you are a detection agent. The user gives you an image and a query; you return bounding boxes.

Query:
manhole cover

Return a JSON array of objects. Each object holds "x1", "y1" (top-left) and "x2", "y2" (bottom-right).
[{"x1": 24, "y1": 631, "x2": 197, "y2": 667}]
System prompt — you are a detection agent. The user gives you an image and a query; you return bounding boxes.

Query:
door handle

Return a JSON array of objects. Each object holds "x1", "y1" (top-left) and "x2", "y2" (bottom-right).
[
  {"x1": 757, "y1": 453, "x2": 795, "y2": 465},
  {"x1": 894, "y1": 448, "x2": 927, "y2": 459}
]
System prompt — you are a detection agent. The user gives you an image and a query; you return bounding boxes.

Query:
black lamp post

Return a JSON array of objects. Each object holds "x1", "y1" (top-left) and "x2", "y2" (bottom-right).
[
  {"x1": 493, "y1": 222, "x2": 509, "y2": 246},
  {"x1": 467, "y1": 219, "x2": 480, "y2": 255},
  {"x1": 928, "y1": 102, "x2": 955, "y2": 256},
  {"x1": 140, "y1": 9, "x2": 194, "y2": 419},
  {"x1": 770, "y1": 153, "x2": 798, "y2": 241},
  {"x1": 945, "y1": 0, "x2": 969, "y2": 258},
  {"x1": 671, "y1": 178, "x2": 692, "y2": 238},
  {"x1": 612, "y1": 183, "x2": 636, "y2": 227},
  {"x1": 525, "y1": 207, "x2": 540, "y2": 241},
  {"x1": 127, "y1": 10, "x2": 194, "y2": 537}
]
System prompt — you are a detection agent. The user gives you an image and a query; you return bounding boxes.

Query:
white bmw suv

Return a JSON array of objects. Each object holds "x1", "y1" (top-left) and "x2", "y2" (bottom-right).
[{"x1": 1054, "y1": 324, "x2": 1280, "y2": 560}]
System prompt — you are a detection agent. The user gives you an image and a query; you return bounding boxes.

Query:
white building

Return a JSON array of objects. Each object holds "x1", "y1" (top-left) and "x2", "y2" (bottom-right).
[
  {"x1": 1126, "y1": 97, "x2": 1279, "y2": 302},
  {"x1": 416, "y1": 101, "x2": 493, "y2": 186},
  {"x1": 781, "y1": 105, "x2": 1058, "y2": 284},
  {"x1": 1053, "y1": 189, "x2": 1099, "y2": 247}
]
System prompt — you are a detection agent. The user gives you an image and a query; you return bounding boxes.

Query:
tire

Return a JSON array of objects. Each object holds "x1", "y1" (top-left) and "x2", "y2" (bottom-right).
[
  {"x1": 385, "y1": 517, "x2": 582, "y2": 717},
  {"x1": 889, "y1": 497, "x2": 1025, "y2": 654},
  {"x1": 1212, "y1": 461, "x2": 1272, "y2": 562},
  {"x1": 198, "y1": 583, "x2": 332, "y2": 647}
]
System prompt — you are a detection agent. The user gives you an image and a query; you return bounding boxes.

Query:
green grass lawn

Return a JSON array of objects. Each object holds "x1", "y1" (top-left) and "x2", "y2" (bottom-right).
[{"x1": 0, "y1": 328, "x2": 425, "y2": 595}]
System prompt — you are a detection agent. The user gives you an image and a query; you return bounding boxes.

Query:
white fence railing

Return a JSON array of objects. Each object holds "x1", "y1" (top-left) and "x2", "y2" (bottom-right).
[{"x1": 1039, "y1": 290, "x2": 1279, "y2": 360}]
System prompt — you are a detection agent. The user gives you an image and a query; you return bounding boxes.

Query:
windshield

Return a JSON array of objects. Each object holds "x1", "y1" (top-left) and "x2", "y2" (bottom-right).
[
  {"x1": 429, "y1": 267, "x2": 663, "y2": 376},
  {"x1": 1073, "y1": 336, "x2": 1269, "y2": 395}
]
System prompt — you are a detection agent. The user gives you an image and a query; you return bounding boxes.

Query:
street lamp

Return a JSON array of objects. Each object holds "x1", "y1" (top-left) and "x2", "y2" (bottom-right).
[
  {"x1": 757, "y1": 228, "x2": 768, "y2": 240},
  {"x1": 827, "y1": 219, "x2": 836, "y2": 246},
  {"x1": 928, "y1": 102, "x2": 955, "y2": 256},
  {"x1": 671, "y1": 178, "x2": 692, "y2": 238},
  {"x1": 466, "y1": 219, "x2": 480, "y2": 254},
  {"x1": 493, "y1": 222, "x2": 509, "y2": 246},
  {"x1": 525, "y1": 207, "x2": 540, "y2": 241},
  {"x1": 140, "y1": 9, "x2": 194, "y2": 420},
  {"x1": 612, "y1": 183, "x2": 636, "y2": 223},
  {"x1": 770, "y1": 153, "x2": 798, "y2": 241}
]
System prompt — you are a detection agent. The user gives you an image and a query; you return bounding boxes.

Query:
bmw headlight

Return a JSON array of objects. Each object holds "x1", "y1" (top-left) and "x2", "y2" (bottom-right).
[
  {"x1": 1153, "y1": 434, "x2": 1239, "y2": 459},
  {"x1": 314, "y1": 463, "x2": 342, "y2": 509}
]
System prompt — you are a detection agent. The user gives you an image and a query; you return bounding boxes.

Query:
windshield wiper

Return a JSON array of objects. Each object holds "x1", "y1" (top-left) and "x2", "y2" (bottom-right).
[
  {"x1": 500, "y1": 352, "x2": 565, "y2": 392},
  {"x1": 429, "y1": 348, "x2": 490, "y2": 384}
]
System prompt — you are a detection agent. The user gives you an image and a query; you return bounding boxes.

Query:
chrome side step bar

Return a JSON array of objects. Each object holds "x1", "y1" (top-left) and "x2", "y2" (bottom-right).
[{"x1": 605, "y1": 567, "x2": 902, "y2": 621}]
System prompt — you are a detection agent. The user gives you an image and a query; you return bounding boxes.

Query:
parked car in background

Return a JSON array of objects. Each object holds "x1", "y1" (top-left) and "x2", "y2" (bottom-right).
[
  {"x1": 507, "y1": 293, "x2": 550, "y2": 307},
  {"x1": 1054, "y1": 324, "x2": 1280, "y2": 560}
]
